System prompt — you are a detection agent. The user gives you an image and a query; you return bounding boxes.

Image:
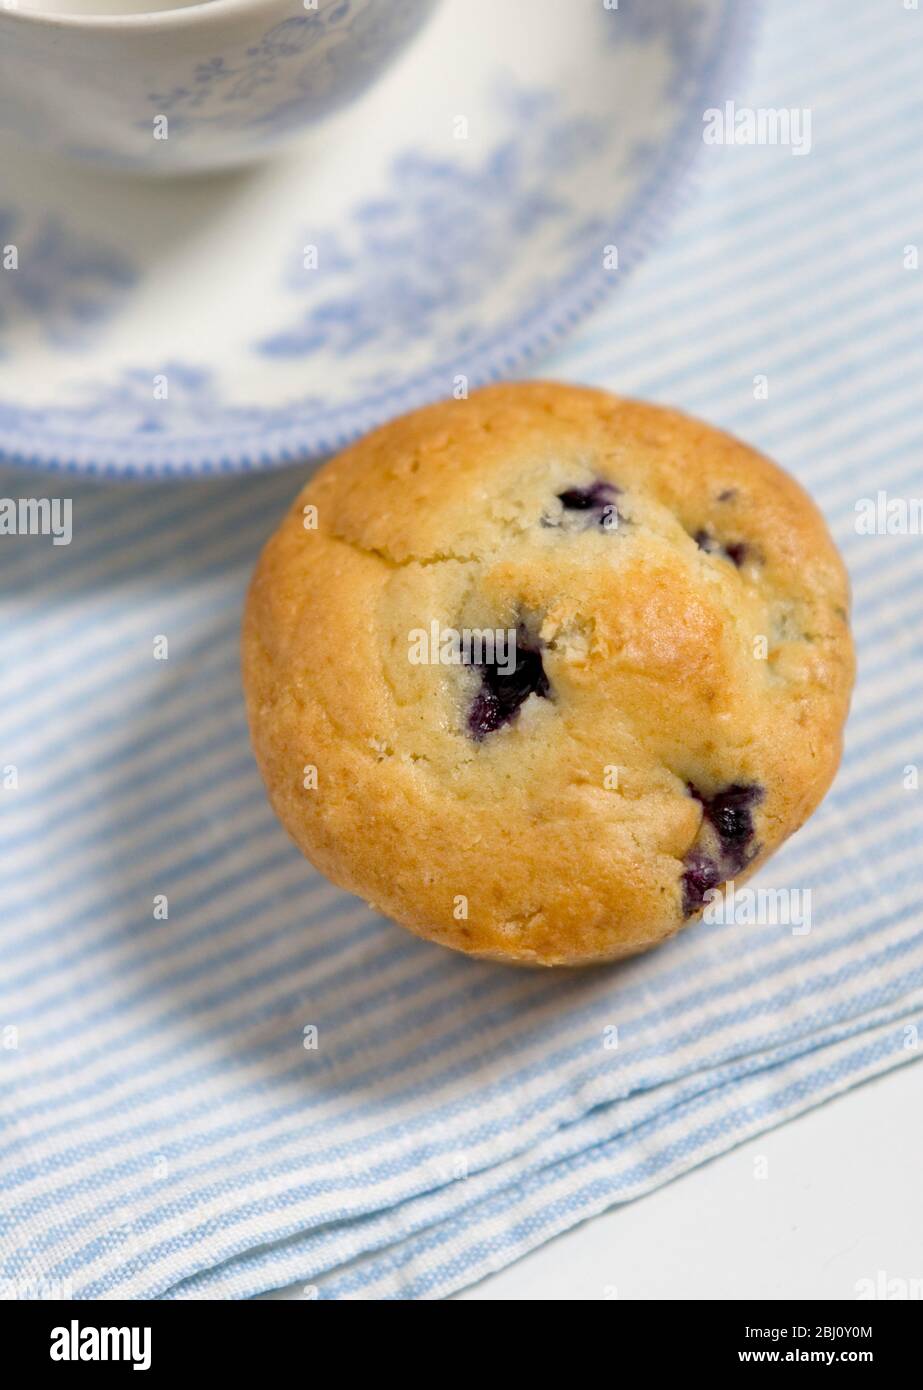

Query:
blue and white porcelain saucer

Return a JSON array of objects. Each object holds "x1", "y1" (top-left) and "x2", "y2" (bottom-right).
[{"x1": 0, "y1": 0, "x2": 751, "y2": 476}]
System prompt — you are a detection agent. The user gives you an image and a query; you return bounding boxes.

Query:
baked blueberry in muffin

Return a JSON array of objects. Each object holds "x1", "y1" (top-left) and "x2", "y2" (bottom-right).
[
  {"x1": 681, "y1": 782, "x2": 764, "y2": 914},
  {"x1": 243, "y1": 383, "x2": 854, "y2": 965},
  {"x1": 466, "y1": 625, "x2": 549, "y2": 741}
]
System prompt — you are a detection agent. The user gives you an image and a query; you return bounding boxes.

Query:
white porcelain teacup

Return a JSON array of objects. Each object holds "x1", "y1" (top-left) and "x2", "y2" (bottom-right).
[{"x1": 0, "y1": 0, "x2": 440, "y2": 172}]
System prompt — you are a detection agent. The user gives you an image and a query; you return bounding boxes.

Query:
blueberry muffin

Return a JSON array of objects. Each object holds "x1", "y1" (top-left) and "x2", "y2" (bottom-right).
[{"x1": 242, "y1": 383, "x2": 854, "y2": 966}]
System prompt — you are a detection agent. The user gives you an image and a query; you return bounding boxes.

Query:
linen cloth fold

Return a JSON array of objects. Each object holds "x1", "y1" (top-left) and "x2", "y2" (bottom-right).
[{"x1": 2, "y1": 0, "x2": 922, "y2": 1300}]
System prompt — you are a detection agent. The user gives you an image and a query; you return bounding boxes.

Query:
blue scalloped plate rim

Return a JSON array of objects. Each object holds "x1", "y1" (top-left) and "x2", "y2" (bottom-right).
[{"x1": 1, "y1": 0, "x2": 757, "y2": 479}]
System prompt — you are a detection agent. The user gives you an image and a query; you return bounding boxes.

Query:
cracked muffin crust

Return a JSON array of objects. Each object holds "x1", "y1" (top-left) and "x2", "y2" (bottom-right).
[{"x1": 242, "y1": 382, "x2": 855, "y2": 966}]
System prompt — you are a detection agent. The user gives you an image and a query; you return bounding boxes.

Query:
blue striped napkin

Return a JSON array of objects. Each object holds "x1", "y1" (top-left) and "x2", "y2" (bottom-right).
[{"x1": 2, "y1": 0, "x2": 922, "y2": 1300}]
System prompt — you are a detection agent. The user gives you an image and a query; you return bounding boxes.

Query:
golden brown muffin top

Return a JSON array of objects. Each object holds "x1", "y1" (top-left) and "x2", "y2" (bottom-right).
[{"x1": 243, "y1": 383, "x2": 854, "y2": 965}]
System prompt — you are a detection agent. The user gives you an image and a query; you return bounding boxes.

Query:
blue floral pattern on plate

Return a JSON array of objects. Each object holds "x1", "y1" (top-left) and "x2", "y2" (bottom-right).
[
  {"x1": 0, "y1": 0, "x2": 753, "y2": 475},
  {"x1": 0, "y1": 210, "x2": 135, "y2": 351},
  {"x1": 260, "y1": 86, "x2": 610, "y2": 367},
  {"x1": 146, "y1": 1, "x2": 438, "y2": 143}
]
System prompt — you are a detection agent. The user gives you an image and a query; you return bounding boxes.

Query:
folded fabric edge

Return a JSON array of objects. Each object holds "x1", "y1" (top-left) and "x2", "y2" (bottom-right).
[
  {"x1": 321, "y1": 1009, "x2": 923, "y2": 1300},
  {"x1": 160, "y1": 998, "x2": 923, "y2": 1300}
]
